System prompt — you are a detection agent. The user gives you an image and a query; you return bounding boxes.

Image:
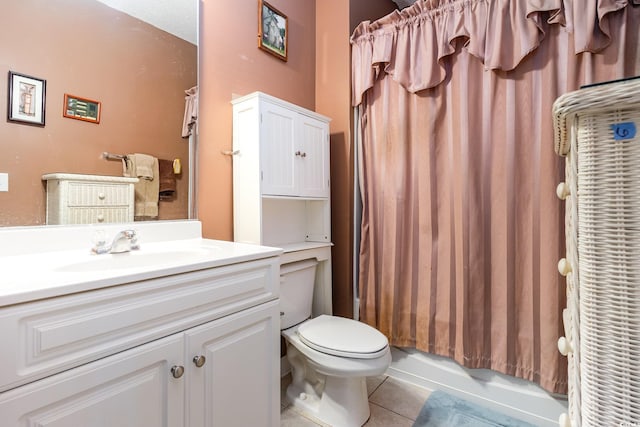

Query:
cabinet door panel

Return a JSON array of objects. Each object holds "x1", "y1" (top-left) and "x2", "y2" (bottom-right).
[
  {"x1": 261, "y1": 102, "x2": 297, "y2": 196},
  {"x1": 0, "y1": 334, "x2": 184, "y2": 427},
  {"x1": 0, "y1": 259, "x2": 278, "y2": 393},
  {"x1": 185, "y1": 300, "x2": 280, "y2": 427},
  {"x1": 298, "y1": 115, "x2": 330, "y2": 198}
]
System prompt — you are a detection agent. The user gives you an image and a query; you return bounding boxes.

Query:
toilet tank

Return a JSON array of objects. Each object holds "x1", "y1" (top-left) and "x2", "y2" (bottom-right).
[{"x1": 280, "y1": 259, "x2": 318, "y2": 329}]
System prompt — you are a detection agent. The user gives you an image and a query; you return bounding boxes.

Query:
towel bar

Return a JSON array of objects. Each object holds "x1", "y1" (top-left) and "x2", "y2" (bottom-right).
[{"x1": 102, "y1": 152, "x2": 126, "y2": 161}]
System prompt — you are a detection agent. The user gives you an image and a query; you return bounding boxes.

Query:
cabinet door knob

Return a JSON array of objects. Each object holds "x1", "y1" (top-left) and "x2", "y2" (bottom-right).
[
  {"x1": 556, "y1": 182, "x2": 570, "y2": 200},
  {"x1": 557, "y1": 258, "x2": 572, "y2": 276},
  {"x1": 193, "y1": 355, "x2": 206, "y2": 368},
  {"x1": 557, "y1": 337, "x2": 573, "y2": 356},
  {"x1": 98, "y1": 192, "x2": 106, "y2": 200},
  {"x1": 96, "y1": 213, "x2": 105, "y2": 222},
  {"x1": 301, "y1": 152, "x2": 307, "y2": 158},
  {"x1": 295, "y1": 151, "x2": 302, "y2": 156},
  {"x1": 171, "y1": 365, "x2": 185, "y2": 378}
]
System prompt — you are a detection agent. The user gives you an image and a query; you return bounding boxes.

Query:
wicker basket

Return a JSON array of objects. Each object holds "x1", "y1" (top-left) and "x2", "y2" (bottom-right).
[{"x1": 553, "y1": 78, "x2": 640, "y2": 427}]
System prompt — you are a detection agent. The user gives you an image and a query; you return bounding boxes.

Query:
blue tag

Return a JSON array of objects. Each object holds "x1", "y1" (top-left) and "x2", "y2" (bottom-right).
[{"x1": 611, "y1": 122, "x2": 637, "y2": 140}]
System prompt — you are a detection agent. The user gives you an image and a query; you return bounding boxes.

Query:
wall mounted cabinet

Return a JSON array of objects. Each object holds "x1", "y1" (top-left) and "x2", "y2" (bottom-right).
[
  {"x1": 232, "y1": 92, "x2": 333, "y2": 316},
  {"x1": 257, "y1": 99, "x2": 330, "y2": 198}
]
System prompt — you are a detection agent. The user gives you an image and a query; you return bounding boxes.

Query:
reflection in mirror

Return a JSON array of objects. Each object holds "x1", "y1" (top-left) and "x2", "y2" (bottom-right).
[{"x1": 0, "y1": 0, "x2": 197, "y2": 227}]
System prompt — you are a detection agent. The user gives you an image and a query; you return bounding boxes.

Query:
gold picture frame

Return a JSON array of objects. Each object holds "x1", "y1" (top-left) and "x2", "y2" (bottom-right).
[{"x1": 258, "y1": 0, "x2": 288, "y2": 62}]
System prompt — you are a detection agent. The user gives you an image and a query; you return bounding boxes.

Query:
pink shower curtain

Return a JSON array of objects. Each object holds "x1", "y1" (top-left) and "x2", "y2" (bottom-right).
[{"x1": 352, "y1": 0, "x2": 640, "y2": 394}]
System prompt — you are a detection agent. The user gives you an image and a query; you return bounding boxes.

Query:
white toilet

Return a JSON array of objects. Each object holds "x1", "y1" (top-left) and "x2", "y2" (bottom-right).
[{"x1": 280, "y1": 259, "x2": 391, "y2": 427}]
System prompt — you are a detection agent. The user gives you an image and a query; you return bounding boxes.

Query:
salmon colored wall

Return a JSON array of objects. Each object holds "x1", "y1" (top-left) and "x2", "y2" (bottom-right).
[
  {"x1": 198, "y1": 0, "x2": 317, "y2": 240},
  {"x1": 0, "y1": 0, "x2": 196, "y2": 226},
  {"x1": 316, "y1": 0, "x2": 352, "y2": 317},
  {"x1": 198, "y1": 0, "x2": 394, "y2": 317},
  {"x1": 315, "y1": 0, "x2": 396, "y2": 317}
]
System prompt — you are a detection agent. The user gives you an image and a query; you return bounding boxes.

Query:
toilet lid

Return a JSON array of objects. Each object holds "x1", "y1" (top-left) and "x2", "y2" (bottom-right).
[{"x1": 296, "y1": 315, "x2": 389, "y2": 359}]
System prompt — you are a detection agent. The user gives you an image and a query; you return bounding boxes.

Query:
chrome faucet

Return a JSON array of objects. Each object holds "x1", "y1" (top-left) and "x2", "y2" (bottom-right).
[{"x1": 92, "y1": 229, "x2": 140, "y2": 254}]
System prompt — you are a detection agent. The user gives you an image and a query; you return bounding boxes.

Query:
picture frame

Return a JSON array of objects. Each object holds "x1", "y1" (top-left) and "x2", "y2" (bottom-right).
[
  {"x1": 63, "y1": 94, "x2": 101, "y2": 124},
  {"x1": 7, "y1": 71, "x2": 46, "y2": 126},
  {"x1": 258, "y1": 0, "x2": 288, "y2": 62}
]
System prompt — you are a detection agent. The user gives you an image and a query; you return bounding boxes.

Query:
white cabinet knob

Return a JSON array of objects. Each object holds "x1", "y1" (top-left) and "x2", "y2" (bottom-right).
[
  {"x1": 98, "y1": 192, "x2": 106, "y2": 200},
  {"x1": 557, "y1": 337, "x2": 573, "y2": 356},
  {"x1": 558, "y1": 412, "x2": 571, "y2": 427},
  {"x1": 557, "y1": 258, "x2": 572, "y2": 276},
  {"x1": 96, "y1": 213, "x2": 105, "y2": 222},
  {"x1": 556, "y1": 182, "x2": 570, "y2": 200}
]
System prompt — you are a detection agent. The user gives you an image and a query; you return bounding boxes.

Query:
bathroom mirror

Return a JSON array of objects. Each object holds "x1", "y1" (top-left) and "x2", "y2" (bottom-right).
[{"x1": 0, "y1": 0, "x2": 198, "y2": 227}]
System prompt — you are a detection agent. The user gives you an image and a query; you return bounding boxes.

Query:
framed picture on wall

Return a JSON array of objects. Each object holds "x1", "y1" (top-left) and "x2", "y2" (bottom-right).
[
  {"x1": 63, "y1": 94, "x2": 101, "y2": 124},
  {"x1": 258, "y1": 0, "x2": 288, "y2": 62},
  {"x1": 7, "y1": 71, "x2": 46, "y2": 126}
]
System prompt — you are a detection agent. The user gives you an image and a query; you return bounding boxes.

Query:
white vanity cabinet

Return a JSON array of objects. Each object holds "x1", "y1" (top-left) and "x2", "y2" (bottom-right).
[
  {"x1": 185, "y1": 301, "x2": 279, "y2": 426},
  {"x1": 42, "y1": 173, "x2": 138, "y2": 225},
  {"x1": 0, "y1": 256, "x2": 281, "y2": 427},
  {"x1": 232, "y1": 92, "x2": 333, "y2": 317},
  {"x1": 0, "y1": 333, "x2": 186, "y2": 426}
]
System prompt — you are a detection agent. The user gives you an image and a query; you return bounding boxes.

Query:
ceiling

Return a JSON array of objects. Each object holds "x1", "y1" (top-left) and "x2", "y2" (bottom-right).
[
  {"x1": 93, "y1": 0, "x2": 417, "y2": 47},
  {"x1": 95, "y1": 0, "x2": 198, "y2": 45}
]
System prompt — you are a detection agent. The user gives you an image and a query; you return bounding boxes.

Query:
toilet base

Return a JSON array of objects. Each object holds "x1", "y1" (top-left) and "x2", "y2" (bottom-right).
[{"x1": 286, "y1": 375, "x2": 370, "y2": 427}]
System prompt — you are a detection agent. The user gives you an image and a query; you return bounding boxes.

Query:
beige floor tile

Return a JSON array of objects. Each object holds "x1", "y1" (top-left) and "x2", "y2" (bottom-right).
[
  {"x1": 281, "y1": 373, "x2": 430, "y2": 426},
  {"x1": 368, "y1": 377, "x2": 431, "y2": 421},
  {"x1": 363, "y1": 403, "x2": 415, "y2": 427},
  {"x1": 280, "y1": 406, "x2": 323, "y2": 427},
  {"x1": 366, "y1": 375, "x2": 387, "y2": 397}
]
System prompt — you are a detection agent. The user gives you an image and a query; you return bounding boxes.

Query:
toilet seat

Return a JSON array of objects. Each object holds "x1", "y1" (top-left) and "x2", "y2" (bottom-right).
[{"x1": 296, "y1": 315, "x2": 389, "y2": 359}]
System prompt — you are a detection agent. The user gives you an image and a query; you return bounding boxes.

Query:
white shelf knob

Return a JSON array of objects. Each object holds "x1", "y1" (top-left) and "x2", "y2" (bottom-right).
[
  {"x1": 558, "y1": 412, "x2": 571, "y2": 427},
  {"x1": 557, "y1": 337, "x2": 573, "y2": 356},
  {"x1": 556, "y1": 182, "x2": 570, "y2": 200},
  {"x1": 557, "y1": 258, "x2": 572, "y2": 276}
]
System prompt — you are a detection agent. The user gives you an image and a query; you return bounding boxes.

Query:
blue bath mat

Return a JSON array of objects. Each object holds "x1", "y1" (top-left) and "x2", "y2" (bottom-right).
[{"x1": 413, "y1": 390, "x2": 537, "y2": 427}]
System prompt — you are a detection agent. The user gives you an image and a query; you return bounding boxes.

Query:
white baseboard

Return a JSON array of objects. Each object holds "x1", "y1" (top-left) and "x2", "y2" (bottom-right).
[{"x1": 386, "y1": 347, "x2": 567, "y2": 427}]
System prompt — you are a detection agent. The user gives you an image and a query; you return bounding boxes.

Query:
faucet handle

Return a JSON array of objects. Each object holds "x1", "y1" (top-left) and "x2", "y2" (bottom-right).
[
  {"x1": 126, "y1": 229, "x2": 140, "y2": 250},
  {"x1": 91, "y1": 229, "x2": 109, "y2": 254}
]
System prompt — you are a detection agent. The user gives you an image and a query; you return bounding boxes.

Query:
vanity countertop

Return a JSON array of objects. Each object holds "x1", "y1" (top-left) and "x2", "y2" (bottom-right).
[{"x1": 0, "y1": 221, "x2": 282, "y2": 308}]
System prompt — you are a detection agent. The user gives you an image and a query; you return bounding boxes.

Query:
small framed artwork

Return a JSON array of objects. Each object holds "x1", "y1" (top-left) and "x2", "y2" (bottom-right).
[
  {"x1": 7, "y1": 71, "x2": 46, "y2": 126},
  {"x1": 258, "y1": 0, "x2": 288, "y2": 62},
  {"x1": 63, "y1": 94, "x2": 101, "y2": 124}
]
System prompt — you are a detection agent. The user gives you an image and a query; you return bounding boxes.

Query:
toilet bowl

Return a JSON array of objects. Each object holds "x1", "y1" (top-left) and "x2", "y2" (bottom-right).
[{"x1": 280, "y1": 260, "x2": 391, "y2": 427}]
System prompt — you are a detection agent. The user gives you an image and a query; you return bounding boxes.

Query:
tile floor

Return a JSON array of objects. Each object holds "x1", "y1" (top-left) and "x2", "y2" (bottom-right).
[{"x1": 280, "y1": 374, "x2": 432, "y2": 426}]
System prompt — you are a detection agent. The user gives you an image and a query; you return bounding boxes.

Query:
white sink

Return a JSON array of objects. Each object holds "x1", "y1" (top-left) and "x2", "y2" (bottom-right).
[
  {"x1": 0, "y1": 221, "x2": 282, "y2": 308},
  {"x1": 55, "y1": 247, "x2": 220, "y2": 272}
]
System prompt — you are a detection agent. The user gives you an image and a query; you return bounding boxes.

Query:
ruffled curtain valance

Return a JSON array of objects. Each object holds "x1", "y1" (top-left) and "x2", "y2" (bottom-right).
[{"x1": 351, "y1": 0, "x2": 639, "y2": 106}]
